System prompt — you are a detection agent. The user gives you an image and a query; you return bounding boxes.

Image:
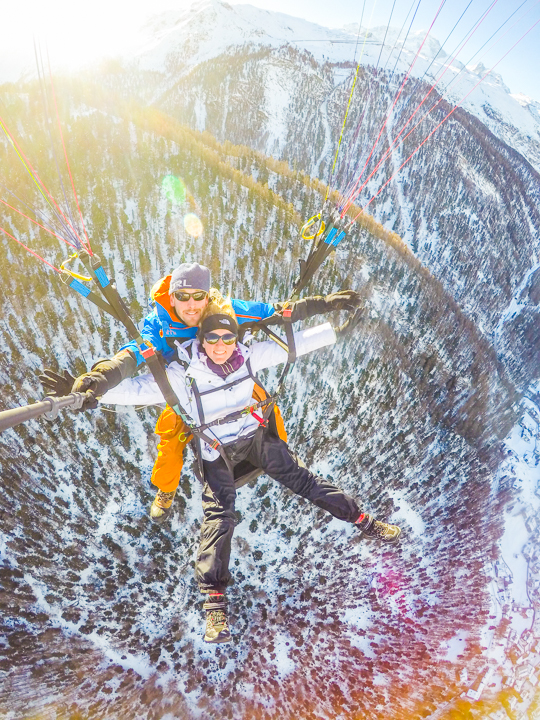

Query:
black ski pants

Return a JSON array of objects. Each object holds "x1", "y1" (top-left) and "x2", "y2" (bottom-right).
[{"x1": 196, "y1": 430, "x2": 361, "y2": 593}]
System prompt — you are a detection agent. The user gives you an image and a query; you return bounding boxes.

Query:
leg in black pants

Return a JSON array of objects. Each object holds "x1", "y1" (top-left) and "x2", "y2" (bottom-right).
[
  {"x1": 195, "y1": 430, "x2": 361, "y2": 593},
  {"x1": 249, "y1": 430, "x2": 361, "y2": 522},
  {"x1": 196, "y1": 455, "x2": 237, "y2": 594}
]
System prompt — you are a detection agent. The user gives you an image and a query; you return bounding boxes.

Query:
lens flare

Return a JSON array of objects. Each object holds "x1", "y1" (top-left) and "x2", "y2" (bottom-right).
[
  {"x1": 184, "y1": 213, "x2": 203, "y2": 238},
  {"x1": 162, "y1": 175, "x2": 186, "y2": 204}
]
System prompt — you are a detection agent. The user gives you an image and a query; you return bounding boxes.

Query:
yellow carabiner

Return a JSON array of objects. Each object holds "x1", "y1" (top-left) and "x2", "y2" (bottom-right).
[
  {"x1": 301, "y1": 214, "x2": 326, "y2": 241},
  {"x1": 60, "y1": 252, "x2": 92, "y2": 282},
  {"x1": 178, "y1": 431, "x2": 188, "y2": 443}
]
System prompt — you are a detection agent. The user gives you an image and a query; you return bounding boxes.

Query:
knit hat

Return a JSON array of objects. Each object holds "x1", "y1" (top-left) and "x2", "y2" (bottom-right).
[
  {"x1": 199, "y1": 313, "x2": 239, "y2": 337},
  {"x1": 169, "y1": 262, "x2": 211, "y2": 294}
]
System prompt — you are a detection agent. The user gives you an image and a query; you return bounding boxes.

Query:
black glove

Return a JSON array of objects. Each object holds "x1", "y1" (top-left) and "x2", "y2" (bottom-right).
[
  {"x1": 38, "y1": 368, "x2": 100, "y2": 411},
  {"x1": 39, "y1": 369, "x2": 77, "y2": 397},
  {"x1": 38, "y1": 349, "x2": 137, "y2": 412},
  {"x1": 334, "y1": 307, "x2": 363, "y2": 338},
  {"x1": 324, "y1": 290, "x2": 362, "y2": 312},
  {"x1": 71, "y1": 370, "x2": 111, "y2": 396},
  {"x1": 72, "y1": 349, "x2": 138, "y2": 399},
  {"x1": 272, "y1": 290, "x2": 362, "y2": 323}
]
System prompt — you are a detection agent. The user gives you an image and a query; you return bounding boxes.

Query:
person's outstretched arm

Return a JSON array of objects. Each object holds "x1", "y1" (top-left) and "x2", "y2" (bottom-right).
[
  {"x1": 249, "y1": 322, "x2": 337, "y2": 374},
  {"x1": 271, "y1": 290, "x2": 362, "y2": 322}
]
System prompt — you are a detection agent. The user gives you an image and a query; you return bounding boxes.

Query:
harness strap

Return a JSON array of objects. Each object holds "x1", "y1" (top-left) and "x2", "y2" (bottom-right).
[
  {"x1": 78, "y1": 250, "x2": 188, "y2": 418},
  {"x1": 195, "y1": 395, "x2": 276, "y2": 431},
  {"x1": 282, "y1": 308, "x2": 296, "y2": 364},
  {"x1": 188, "y1": 358, "x2": 272, "y2": 431},
  {"x1": 290, "y1": 215, "x2": 347, "y2": 300},
  {"x1": 196, "y1": 372, "x2": 252, "y2": 397}
]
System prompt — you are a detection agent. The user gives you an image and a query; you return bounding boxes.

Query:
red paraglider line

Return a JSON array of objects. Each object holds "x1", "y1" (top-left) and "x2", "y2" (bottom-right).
[
  {"x1": 341, "y1": 0, "x2": 501, "y2": 214},
  {"x1": 0, "y1": 198, "x2": 79, "y2": 251},
  {"x1": 351, "y1": 15, "x2": 540, "y2": 222},
  {"x1": 0, "y1": 111, "x2": 87, "y2": 250},
  {"x1": 47, "y1": 55, "x2": 93, "y2": 255},
  {"x1": 0, "y1": 226, "x2": 61, "y2": 272},
  {"x1": 340, "y1": 0, "x2": 447, "y2": 211}
]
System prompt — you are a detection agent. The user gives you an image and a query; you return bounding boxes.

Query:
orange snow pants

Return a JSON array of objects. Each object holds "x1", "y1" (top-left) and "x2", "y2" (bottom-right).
[{"x1": 150, "y1": 384, "x2": 287, "y2": 493}]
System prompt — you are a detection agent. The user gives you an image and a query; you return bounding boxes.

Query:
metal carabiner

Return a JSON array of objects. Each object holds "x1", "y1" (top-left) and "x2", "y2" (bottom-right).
[
  {"x1": 301, "y1": 213, "x2": 326, "y2": 241},
  {"x1": 60, "y1": 252, "x2": 92, "y2": 282}
]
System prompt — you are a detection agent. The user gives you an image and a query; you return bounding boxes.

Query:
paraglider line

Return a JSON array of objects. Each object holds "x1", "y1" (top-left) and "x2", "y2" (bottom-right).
[
  {"x1": 0, "y1": 226, "x2": 61, "y2": 272},
  {"x1": 0, "y1": 114, "x2": 86, "y2": 249},
  {"x1": 0, "y1": 198, "x2": 79, "y2": 251},
  {"x1": 324, "y1": 0, "x2": 371, "y2": 203},
  {"x1": 34, "y1": 39, "x2": 81, "y2": 246},
  {"x1": 46, "y1": 52, "x2": 92, "y2": 255},
  {"x1": 342, "y1": 0, "x2": 504, "y2": 213},
  {"x1": 352, "y1": 15, "x2": 540, "y2": 221},
  {"x1": 341, "y1": 0, "x2": 447, "y2": 212}
]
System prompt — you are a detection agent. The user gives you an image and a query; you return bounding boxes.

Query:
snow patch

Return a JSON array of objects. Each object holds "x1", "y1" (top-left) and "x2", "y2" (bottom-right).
[{"x1": 388, "y1": 489, "x2": 426, "y2": 536}]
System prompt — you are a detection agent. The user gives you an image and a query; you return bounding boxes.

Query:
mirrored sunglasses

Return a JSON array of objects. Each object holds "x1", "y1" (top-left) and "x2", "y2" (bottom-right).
[
  {"x1": 204, "y1": 332, "x2": 237, "y2": 345},
  {"x1": 173, "y1": 290, "x2": 208, "y2": 302}
]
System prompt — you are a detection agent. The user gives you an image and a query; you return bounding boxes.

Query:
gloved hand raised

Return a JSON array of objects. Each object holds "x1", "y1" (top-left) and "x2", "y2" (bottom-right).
[
  {"x1": 38, "y1": 350, "x2": 137, "y2": 412},
  {"x1": 38, "y1": 369, "x2": 77, "y2": 398},
  {"x1": 271, "y1": 289, "x2": 362, "y2": 323},
  {"x1": 334, "y1": 307, "x2": 363, "y2": 339}
]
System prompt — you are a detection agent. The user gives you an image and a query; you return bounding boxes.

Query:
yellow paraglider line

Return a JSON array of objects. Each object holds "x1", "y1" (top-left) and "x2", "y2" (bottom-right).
[
  {"x1": 324, "y1": 0, "x2": 379, "y2": 204},
  {"x1": 0, "y1": 117, "x2": 56, "y2": 212}
]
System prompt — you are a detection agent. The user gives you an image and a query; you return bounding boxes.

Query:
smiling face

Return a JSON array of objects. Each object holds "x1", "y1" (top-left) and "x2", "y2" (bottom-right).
[
  {"x1": 202, "y1": 328, "x2": 237, "y2": 365},
  {"x1": 170, "y1": 289, "x2": 209, "y2": 327}
]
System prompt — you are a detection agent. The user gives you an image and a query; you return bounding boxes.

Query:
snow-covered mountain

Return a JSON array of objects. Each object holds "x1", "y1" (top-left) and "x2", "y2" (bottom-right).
[
  {"x1": 126, "y1": 0, "x2": 540, "y2": 172},
  {"x1": 92, "y1": 0, "x2": 540, "y2": 397}
]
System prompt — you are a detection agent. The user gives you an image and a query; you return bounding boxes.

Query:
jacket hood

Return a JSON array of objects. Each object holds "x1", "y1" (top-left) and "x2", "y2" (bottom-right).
[{"x1": 150, "y1": 275, "x2": 180, "y2": 324}]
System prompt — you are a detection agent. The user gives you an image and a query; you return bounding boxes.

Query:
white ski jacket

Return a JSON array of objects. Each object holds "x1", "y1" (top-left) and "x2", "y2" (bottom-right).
[{"x1": 101, "y1": 322, "x2": 336, "y2": 461}]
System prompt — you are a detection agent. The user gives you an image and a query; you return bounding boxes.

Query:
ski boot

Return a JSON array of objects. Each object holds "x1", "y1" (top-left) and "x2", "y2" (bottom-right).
[
  {"x1": 356, "y1": 513, "x2": 401, "y2": 544},
  {"x1": 150, "y1": 489, "x2": 177, "y2": 523},
  {"x1": 203, "y1": 594, "x2": 231, "y2": 643}
]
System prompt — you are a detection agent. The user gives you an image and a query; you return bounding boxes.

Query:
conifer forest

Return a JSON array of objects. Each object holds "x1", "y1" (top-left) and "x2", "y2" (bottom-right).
[{"x1": 1, "y1": 6, "x2": 540, "y2": 718}]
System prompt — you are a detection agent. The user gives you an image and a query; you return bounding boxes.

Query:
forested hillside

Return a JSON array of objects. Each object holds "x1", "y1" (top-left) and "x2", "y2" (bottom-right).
[
  {"x1": 0, "y1": 77, "x2": 527, "y2": 719},
  {"x1": 124, "y1": 41, "x2": 540, "y2": 392}
]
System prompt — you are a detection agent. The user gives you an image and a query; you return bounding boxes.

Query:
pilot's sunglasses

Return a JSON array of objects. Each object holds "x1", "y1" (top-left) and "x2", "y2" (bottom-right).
[
  {"x1": 204, "y1": 332, "x2": 237, "y2": 345},
  {"x1": 173, "y1": 290, "x2": 209, "y2": 302}
]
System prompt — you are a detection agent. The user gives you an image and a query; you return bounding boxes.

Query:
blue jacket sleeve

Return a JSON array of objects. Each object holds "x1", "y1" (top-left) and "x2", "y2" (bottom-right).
[
  {"x1": 232, "y1": 298, "x2": 275, "y2": 324},
  {"x1": 119, "y1": 310, "x2": 169, "y2": 366}
]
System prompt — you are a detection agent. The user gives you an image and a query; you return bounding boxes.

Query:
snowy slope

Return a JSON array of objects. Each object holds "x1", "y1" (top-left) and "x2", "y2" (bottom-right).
[
  {"x1": 0, "y1": 84, "x2": 529, "y2": 718},
  {"x1": 128, "y1": 0, "x2": 540, "y2": 172}
]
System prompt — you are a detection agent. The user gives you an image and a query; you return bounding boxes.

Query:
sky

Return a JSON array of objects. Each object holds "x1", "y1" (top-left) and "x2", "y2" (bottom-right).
[{"x1": 1, "y1": 0, "x2": 539, "y2": 100}]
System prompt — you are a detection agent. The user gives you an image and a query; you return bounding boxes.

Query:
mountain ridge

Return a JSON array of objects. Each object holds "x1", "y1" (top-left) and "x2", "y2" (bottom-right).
[
  {"x1": 123, "y1": 0, "x2": 540, "y2": 173},
  {"x1": 0, "y1": 76, "x2": 527, "y2": 718}
]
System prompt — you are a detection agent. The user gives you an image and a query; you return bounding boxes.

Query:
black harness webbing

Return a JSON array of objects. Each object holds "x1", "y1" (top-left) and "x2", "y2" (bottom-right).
[
  {"x1": 290, "y1": 214, "x2": 348, "y2": 301},
  {"x1": 188, "y1": 357, "x2": 279, "y2": 479},
  {"x1": 74, "y1": 250, "x2": 189, "y2": 420}
]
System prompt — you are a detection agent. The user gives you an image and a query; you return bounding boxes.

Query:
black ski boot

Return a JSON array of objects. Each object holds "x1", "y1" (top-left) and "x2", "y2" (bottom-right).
[
  {"x1": 203, "y1": 594, "x2": 231, "y2": 643},
  {"x1": 356, "y1": 513, "x2": 401, "y2": 544}
]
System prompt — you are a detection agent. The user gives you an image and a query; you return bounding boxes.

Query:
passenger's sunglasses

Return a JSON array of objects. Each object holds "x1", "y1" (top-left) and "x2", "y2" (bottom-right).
[
  {"x1": 173, "y1": 290, "x2": 208, "y2": 302},
  {"x1": 204, "y1": 332, "x2": 237, "y2": 345}
]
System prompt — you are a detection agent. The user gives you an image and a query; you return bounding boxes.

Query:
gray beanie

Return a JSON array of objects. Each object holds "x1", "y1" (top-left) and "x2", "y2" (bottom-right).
[{"x1": 169, "y1": 262, "x2": 211, "y2": 294}]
